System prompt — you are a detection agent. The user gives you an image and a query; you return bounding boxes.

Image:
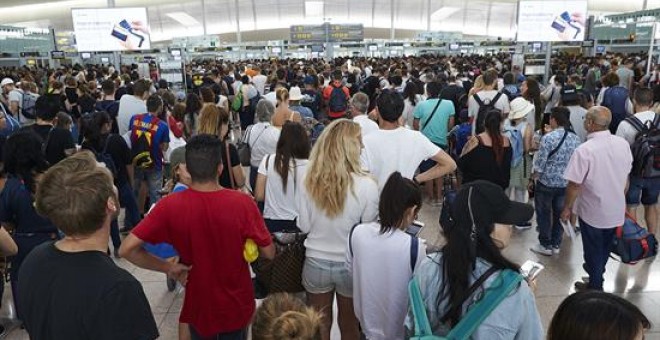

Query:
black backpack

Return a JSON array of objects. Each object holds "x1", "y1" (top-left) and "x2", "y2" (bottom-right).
[
  {"x1": 626, "y1": 114, "x2": 660, "y2": 179},
  {"x1": 95, "y1": 135, "x2": 119, "y2": 179},
  {"x1": 130, "y1": 116, "x2": 159, "y2": 170},
  {"x1": 473, "y1": 92, "x2": 503, "y2": 134},
  {"x1": 328, "y1": 84, "x2": 348, "y2": 113}
]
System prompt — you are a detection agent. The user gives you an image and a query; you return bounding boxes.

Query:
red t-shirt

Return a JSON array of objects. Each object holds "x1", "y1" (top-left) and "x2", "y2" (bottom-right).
[{"x1": 132, "y1": 189, "x2": 271, "y2": 336}]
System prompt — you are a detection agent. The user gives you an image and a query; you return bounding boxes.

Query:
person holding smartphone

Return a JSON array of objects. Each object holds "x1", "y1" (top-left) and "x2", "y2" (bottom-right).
[
  {"x1": 347, "y1": 172, "x2": 426, "y2": 340},
  {"x1": 405, "y1": 180, "x2": 543, "y2": 339}
]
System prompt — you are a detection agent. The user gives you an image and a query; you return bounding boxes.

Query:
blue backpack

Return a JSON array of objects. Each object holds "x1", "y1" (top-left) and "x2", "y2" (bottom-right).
[
  {"x1": 505, "y1": 124, "x2": 525, "y2": 168},
  {"x1": 602, "y1": 86, "x2": 629, "y2": 134},
  {"x1": 328, "y1": 84, "x2": 348, "y2": 113},
  {"x1": 452, "y1": 123, "x2": 471, "y2": 158}
]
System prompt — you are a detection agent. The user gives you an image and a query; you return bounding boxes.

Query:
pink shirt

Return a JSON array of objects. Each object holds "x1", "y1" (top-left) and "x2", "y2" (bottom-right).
[{"x1": 563, "y1": 130, "x2": 632, "y2": 228}]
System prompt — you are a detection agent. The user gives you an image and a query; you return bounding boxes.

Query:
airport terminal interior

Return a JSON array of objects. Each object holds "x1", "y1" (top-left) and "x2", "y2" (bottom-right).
[{"x1": 2, "y1": 0, "x2": 660, "y2": 339}]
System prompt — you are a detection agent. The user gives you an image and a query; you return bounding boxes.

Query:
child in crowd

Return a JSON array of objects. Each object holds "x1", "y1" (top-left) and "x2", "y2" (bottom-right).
[{"x1": 252, "y1": 293, "x2": 322, "y2": 340}]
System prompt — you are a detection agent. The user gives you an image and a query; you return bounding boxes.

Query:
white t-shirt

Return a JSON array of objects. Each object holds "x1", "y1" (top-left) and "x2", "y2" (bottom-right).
[
  {"x1": 118, "y1": 95, "x2": 147, "y2": 136},
  {"x1": 252, "y1": 74, "x2": 268, "y2": 95},
  {"x1": 258, "y1": 156, "x2": 308, "y2": 221},
  {"x1": 616, "y1": 110, "x2": 657, "y2": 145},
  {"x1": 247, "y1": 123, "x2": 280, "y2": 167},
  {"x1": 567, "y1": 105, "x2": 588, "y2": 142},
  {"x1": 402, "y1": 95, "x2": 423, "y2": 128},
  {"x1": 467, "y1": 90, "x2": 511, "y2": 135},
  {"x1": 353, "y1": 115, "x2": 379, "y2": 137},
  {"x1": 362, "y1": 127, "x2": 441, "y2": 191},
  {"x1": 297, "y1": 173, "x2": 379, "y2": 262},
  {"x1": 346, "y1": 222, "x2": 425, "y2": 340}
]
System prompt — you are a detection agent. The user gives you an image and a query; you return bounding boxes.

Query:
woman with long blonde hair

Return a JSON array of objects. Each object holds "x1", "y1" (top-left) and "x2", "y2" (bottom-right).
[
  {"x1": 297, "y1": 119, "x2": 379, "y2": 340},
  {"x1": 197, "y1": 104, "x2": 246, "y2": 189},
  {"x1": 272, "y1": 87, "x2": 302, "y2": 127}
]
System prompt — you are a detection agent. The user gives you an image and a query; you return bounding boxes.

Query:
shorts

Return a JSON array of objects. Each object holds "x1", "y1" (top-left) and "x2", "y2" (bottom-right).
[
  {"x1": 626, "y1": 177, "x2": 660, "y2": 206},
  {"x1": 302, "y1": 257, "x2": 353, "y2": 297}
]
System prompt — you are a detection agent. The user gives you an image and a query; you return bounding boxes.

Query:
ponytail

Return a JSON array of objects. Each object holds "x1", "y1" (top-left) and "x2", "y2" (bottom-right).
[{"x1": 484, "y1": 109, "x2": 504, "y2": 165}]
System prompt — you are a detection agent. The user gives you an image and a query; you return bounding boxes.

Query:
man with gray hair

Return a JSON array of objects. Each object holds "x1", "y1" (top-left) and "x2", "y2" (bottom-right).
[
  {"x1": 562, "y1": 106, "x2": 632, "y2": 292},
  {"x1": 244, "y1": 99, "x2": 280, "y2": 190},
  {"x1": 350, "y1": 92, "x2": 378, "y2": 136}
]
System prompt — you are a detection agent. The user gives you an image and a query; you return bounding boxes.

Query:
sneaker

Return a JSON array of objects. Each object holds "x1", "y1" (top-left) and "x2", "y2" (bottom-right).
[
  {"x1": 119, "y1": 226, "x2": 133, "y2": 234},
  {"x1": 530, "y1": 244, "x2": 553, "y2": 256},
  {"x1": 113, "y1": 247, "x2": 121, "y2": 259},
  {"x1": 515, "y1": 222, "x2": 532, "y2": 230},
  {"x1": 552, "y1": 245, "x2": 561, "y2": 255},
  {"x1": 574, "y1": 281, "x2": 599, "y2": 292}
]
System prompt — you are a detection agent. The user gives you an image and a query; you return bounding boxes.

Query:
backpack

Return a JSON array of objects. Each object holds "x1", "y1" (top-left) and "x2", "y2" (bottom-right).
[
  {"x1": 231, "y1": 86, "x2": 244, "y2": 112},
  {"x1": 505, "y1": 123, "x2": 525, "y2": 168},
  {"x1": 21, "y1": 91, "x2": 38, "y2": 121},
  {"x1": 328, "y1": 84, "x2": 348, "y2": 113},
  {"x1": 408, "y1": 269, "x2": 523, "y2": 340},
  {"x1": 610, "y1": 213, "x2": 658, "y2": 264},
  {"x1": 452, "y1": 123, "x2": 472, "y2": 158},
  {"x1": 473, "y1": 92, "x2": 502, "y2": 135},
  {"x1": 130, "y1": 115, "x2": 160, "y2": 170},
  {"x1": 309, "y1": 121, "x2": 326, "y2": 146},
  {"x1": 502, "y1": 85, "x2": 520, "y2": 102},
  {"x1": 94, "y1": 135, "x2": 119, "y2": 179},
  {"x1": 601, "y1": 86, "x2": 629, "y2": 134},
  {"x1": 626, "y1": 114, "x2": 660, "y2": 179}
]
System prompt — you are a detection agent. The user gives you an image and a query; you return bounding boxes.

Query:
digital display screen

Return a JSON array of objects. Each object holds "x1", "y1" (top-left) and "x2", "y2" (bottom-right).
[
  {"x1": 72, "y1": 8, "x2": 151, "y2": 51},
  {"x1": 517, "y1": 1, "x2": 587, "y2": 42}
]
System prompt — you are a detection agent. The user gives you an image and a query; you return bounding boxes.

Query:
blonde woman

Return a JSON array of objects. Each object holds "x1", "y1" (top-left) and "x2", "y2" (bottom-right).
[
  {"x1": 272, "y1": 88, "x2": 302, "y2": 127},
  {"x1": 252, "y1": 293, "x2": 323, "y2": 340},
  {"x1": 297, "y1": 119, "x2": 379, "y2": 340},
  {"x1": 197, "y1": 105, "x2": 246, "y2": 189},
  {"x1": 468, "y1": 75, "x2": 485, "y2": 97}
]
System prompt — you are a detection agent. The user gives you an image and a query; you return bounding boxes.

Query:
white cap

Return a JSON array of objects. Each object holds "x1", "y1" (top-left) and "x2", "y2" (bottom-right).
[
  {"x1": 0, "y1": 78, "x2": 14, "y2": 88},
  {"x1": 289, "y1": 86, "x2": 303, "y2": 101}
]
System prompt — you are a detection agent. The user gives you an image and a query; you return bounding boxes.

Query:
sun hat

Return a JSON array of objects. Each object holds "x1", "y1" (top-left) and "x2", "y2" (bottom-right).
[
  {"x1": 289, "y1": 86, "x2": 303, "y2": 101},
  {"x1": 508, "y1": 97, "x2": 535, "y2": 120},
  {"x1": 0, "y1": 78, "x2": 14, "y2": 88}
]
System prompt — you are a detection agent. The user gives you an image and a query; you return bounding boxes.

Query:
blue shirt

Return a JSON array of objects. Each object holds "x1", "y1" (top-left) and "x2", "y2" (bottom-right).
[
  {"x1": 129, "y1": 114, "x2": 170, "y2": 171},
  {"x1": 533, "y1": 128, "x2": 581, "y2": 188},
  {"x1": 405, "y1": 252, "x2": 543, "y2": 340},
  {"x1": 289, "y1": 105, "x2": 314, "y2": 120},
  {"x1": 0, "y1": 176, "x2": 57, "y2": 234},
  {"x1": 413, "y1": 99, "x2": 455, "y2": 146}
]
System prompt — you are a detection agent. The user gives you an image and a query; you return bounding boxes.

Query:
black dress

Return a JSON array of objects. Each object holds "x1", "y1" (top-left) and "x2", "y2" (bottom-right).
[{"x1": 458, "y1": 135, "x2": 512, "y2": 190}]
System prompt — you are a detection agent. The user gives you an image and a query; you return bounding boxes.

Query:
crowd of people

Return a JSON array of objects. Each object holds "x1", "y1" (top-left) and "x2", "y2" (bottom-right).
[{"x1": 0, "y1": 50, "x2": 656, "y2": 339}]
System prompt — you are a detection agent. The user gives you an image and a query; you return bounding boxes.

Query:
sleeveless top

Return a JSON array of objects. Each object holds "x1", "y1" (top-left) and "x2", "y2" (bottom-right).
[{"x1": 458, "y1": 135, "x2": 513, "y2": 189}]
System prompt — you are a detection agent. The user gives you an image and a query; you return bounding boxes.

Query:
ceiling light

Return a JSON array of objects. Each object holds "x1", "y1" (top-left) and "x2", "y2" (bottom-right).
[
  {"x1": 305, "y1": 1, "x2": 324, "y2": 17},
  {"x1": 431, "y1": 7, "x2": 460, "y2": 21},
  {"x1": 166, "y1": 12, "x2": 200, "y2": 27}
]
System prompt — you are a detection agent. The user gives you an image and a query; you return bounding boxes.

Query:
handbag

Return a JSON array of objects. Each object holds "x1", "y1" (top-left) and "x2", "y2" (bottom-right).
[
  {"x1": 237, "y1": 125, "x2": 268, "y2": 167},
  {"x1": 610, "y1": 213, "x2": 658, "y2": 264},
  {"x1": 408, "y1": 269, "x2": 523, "y2": 340},
  {"x1": 439, "y1": 173, "x2": 457, "y2": 229}
]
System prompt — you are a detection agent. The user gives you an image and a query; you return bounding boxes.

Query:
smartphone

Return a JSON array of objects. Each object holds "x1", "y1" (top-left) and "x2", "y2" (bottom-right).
[
  {"x1": 551, "y1": 12, "x2": 580, "y2": 40},
  {"x1": 406, "y1": 220, "x2": 425, "y2": 237},
  {"x1": 520, "y1": 260, "x2": 545, "y2": 281}
]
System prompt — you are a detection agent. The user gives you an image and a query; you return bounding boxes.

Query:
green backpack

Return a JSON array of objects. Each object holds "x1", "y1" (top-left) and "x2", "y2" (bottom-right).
[
  {"x1": 231, "y1": 86, "x2": 244, "y2": 112},
  {"x1": 408, "y1": 269, "x2": 523, "y2": 340}
]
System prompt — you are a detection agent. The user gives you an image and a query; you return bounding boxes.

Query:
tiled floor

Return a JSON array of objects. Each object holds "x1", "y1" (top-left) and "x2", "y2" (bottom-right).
[{"x1": 2, "y1": 201, "x2": 660, "y2": 339}]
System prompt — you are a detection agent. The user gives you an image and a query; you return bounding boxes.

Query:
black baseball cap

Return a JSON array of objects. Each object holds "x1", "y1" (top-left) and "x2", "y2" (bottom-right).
[
  {"x1": 458, "y1": 180, "x2": 534, "y2": 225},
  {"x1": 561, "y1": 85, "x2": 579, "y2": 103}
]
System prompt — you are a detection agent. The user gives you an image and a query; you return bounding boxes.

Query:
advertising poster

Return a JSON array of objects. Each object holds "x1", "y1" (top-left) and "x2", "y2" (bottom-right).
[
  {"x1": 517, "y1": 1, "x2": 588, "y2": 42},
  {"x1": 72, "y1": 8, "x2": 151, "y2": 52}
]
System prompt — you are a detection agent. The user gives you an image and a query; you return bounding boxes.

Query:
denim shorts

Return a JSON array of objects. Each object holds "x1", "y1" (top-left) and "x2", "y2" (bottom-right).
[
  {"x1": 302, "y1": 257, "x2": 353, "y2": 297},
  {"x1": 626, "y1": 177, "x2": 660, "y2": 206}
]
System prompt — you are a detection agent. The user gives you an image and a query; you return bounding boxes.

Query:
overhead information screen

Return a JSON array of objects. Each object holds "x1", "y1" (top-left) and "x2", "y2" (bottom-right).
[
  {"x1": 517, "y1": 1, "x2": 587, "y2": 42},
  {"x1": 290, "y1": 24, "x2": 364, "y2": 44},
  {"x1": 72, "y1": 8, "x2": 151, "y2": 52}
]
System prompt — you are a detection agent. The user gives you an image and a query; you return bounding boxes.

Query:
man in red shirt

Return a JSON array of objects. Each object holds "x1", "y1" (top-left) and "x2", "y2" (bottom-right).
[
  {"x1": 323, "y1": 69, "x2": 350, "y2": 120},
  {"x1": 120, "y1": 134, "x2": 275, "y2": 339}
]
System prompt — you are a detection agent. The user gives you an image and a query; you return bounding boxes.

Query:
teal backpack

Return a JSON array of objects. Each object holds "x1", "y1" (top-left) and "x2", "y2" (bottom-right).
[{"x1": 408, "y1": 269, "x2": 523, "y2": 340}]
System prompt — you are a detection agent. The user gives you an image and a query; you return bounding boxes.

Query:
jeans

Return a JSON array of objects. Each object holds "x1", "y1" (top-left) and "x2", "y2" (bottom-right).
[
  {"x1": 119, "y1": 181, "x2": 141, "y2": 229},
  {"x1": 110, "y1": 219, "x2": 121, "y2": 249},
  {"x1": 189, "y1": 326, "x2": 246, "y2": 340},
  {"x1": 580, "y1": 219, "x2": 616, "y2": 290},
  {"x1": 534, "y1": 182, "x2": 566, "y2": 248},
  {"x1": 134, "y1": 168, "x2": 163, "y2": 209}
]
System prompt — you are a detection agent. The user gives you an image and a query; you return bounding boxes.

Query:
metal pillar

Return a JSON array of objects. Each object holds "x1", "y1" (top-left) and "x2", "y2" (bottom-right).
[
  {"x1": 426, "y1": 0, "x2": 431, "y2": 31},
  {"x1": 544, "y1": 42, "x2": 552, "y2": 85},
  {"x1": 647, "y1": 23, "x2": 656, "y2": 76},
  {"x1": 390, "y1": 0, "x2": 395, "y2": 41},
  {"x1": 108, "y1": 0, "x2": 120, "y2": 69},
  {"x1": 201, "y1": 0, "x2": 207, "y2": 36},
  {"x1": 235, "y1": 0, "x2": 242, "y2": 59}
]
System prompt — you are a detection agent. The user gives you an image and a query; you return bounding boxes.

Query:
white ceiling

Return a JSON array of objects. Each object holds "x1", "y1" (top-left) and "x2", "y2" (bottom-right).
[{"x1": 2, "y1": 0, "x2": 658, "y2": 41}]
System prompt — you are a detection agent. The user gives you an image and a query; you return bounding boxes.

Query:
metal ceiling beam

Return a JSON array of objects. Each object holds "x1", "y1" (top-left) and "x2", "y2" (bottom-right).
[{"x1": 251, "y1": 0, "x2": 257, "y2": 30}]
